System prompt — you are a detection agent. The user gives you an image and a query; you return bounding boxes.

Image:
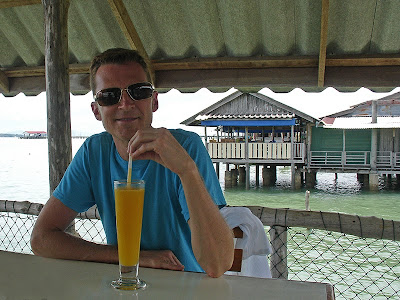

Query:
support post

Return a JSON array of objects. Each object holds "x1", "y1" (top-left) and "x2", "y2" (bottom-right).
[
  {"x1": 245, "y1": 163, "x2": 250, "y2": 190},
  {"x1": 43, "y1": 0, "x2": 72, "y2": 194},
  {"x1": 291, "y1": 163, "x2": 296, "y2": 189},
  {"x1": 204, "y1": 126, "x2": 208, "y2": 148},
  {"x1": 269, "y1": 226, "x2": 288, "y2": 279},
  {"x1": 255, "y1": 164, "x2": 260, "y2": 187}
]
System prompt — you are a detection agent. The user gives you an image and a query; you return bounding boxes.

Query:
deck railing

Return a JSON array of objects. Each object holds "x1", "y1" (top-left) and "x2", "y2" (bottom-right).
[
  {"x1": 208, "y1": 142, "x2": 305, "y2": 161},
  {"x1": 310, "y1": 150, "x2": 400, "y2": 170},
  {"x1": 1, "y1": 200, "x2": 399, "y2": 299}
]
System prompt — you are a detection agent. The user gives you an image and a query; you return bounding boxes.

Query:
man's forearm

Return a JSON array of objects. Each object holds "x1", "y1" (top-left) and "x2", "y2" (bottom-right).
[
  {"x1": 181, "y1": 164, "x2": 234, "y2": 278},
  {"x1": 31, "y1": 228, "x2": 118, "y2": 264}
]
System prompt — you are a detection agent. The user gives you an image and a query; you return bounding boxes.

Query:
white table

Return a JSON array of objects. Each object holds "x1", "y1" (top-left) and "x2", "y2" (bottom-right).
[{"x1": 0, "y1": 251, "x2": 334, "y2": 299}]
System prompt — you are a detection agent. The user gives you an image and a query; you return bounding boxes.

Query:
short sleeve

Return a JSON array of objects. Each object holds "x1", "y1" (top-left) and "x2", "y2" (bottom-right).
[
  {"x1": 53, "y1": 141, "x2": 96, "y2": 213},
  {"x1": 175, "y1": 130, "x2": 226, "y2": 221}
]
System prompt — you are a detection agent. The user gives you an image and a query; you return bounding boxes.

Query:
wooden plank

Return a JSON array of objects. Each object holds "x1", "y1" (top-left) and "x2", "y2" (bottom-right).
[
  {"x1": 235, "y1": 143, "x2": 241, "y2": 158},
  {"x1": 217, "y1": 143, "x2": 222, "y2": 158},
  {"x1": 154, "y1": 56, "x2": 319, "y2": 71},
  {"x1": 207, "y1": 143, "x2": 213, "y2": 157},
  {"x1": 0, "y1": 70, "x2": 10, "y2": 92},
  {"x1": 43, "y1": 0, "x2": 72, "y2": 193},
  {"x1": 3, "y1": 56, "x2": 400, "y2": 78},
  {"x1": 270, "y1": 226, "x2": 288, "y2": 279},
  {"x1": 286, "y1": 143, "x2": 291, "y2": 159},
  {"x1": 226, "y1": 143, "x2": 232, "y2": 158},
  {"x1": 106, "y1": 0, "x2": 154, "y2": 83},
  {"x1": 327, "y1": 55, "x2": 400, "y2": 67},
  {"x1": 3, "y1": 64, "x2": 400, "y2": 96},
  {"x1": 3, "y1": 199, "x2": 399, "y2": 242},
  {"x1": 221, "y1": 143, "x2": 227, "y2": 158},
  {"x1": 277, "y1": 143, "x2": 282, "y2": 159},
  {"x1": 240, "y1": 143, "x2": 245, "y2": 159},
  {"x1": 258, "y1": 143, "x2": 264, "y2": 158},
  {"x1": 267, "y1": 144, "x2": 273, "y2": 159},
  {"x1": 0, "y1": 0, "x2": 41, "y2": 8},
  {"x1": 228, "y1": 249, "x2": 243, "y2": 272},
  {"x1": 247, "y1": 206, "x2": 400, "y2": 242},
  {"x1": 248, "y1": 143, "x2": 254, "y2": 158},
  {"x1": 318, "y1": 0, "x2": 330, "y2": 87}
]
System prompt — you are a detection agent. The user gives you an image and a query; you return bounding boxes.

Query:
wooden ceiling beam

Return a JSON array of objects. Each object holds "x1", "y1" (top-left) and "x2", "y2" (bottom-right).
[
  {"x1": 318, "y1": 0, "x2": 330, "y2": 88},
  {"x1": 0, "y1": 69, "x2": 10, "y2": 92},
  {"x1": 2, "y1": 56, "x2": 400, "y2": 78},
  {"x1": 107, "y1": 0, "x2": 155, "y2": 83},
  {"x1": 4, "y1": 65, "x2": 399, "y2": 96},
  {"x1": 326, "y1": 56, "x2": 400, "y2": 67},
  {"x1": 0, "y1": 0, "x2": 41, "y2": 8}
]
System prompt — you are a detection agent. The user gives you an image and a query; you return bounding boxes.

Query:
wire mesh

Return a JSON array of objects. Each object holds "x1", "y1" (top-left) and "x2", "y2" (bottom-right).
[{"x1": 1, "y1": 211, "x2": 399, "y2": 299}]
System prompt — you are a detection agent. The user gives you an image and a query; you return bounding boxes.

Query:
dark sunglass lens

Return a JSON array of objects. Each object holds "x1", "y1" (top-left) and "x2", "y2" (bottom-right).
[
  {"x1": 128, "y1": 85, "x2": 153, "y2": 100},
  {"x1": 96, "y1": 88, "x2": 121, "y2": 106}
]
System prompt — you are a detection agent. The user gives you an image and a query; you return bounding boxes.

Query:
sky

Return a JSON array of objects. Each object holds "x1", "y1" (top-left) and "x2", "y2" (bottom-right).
[{"x1": 0, "y1": 86, "x2": 399, "y2": 136}]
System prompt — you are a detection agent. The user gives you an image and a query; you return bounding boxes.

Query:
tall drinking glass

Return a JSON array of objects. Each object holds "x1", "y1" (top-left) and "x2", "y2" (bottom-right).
[{"x1": 111, "y1": 180, "x2": 147, "y2": 290}]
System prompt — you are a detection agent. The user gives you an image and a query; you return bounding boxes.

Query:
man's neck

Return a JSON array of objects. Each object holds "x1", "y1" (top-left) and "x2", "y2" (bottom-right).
[{"x1": 113, "y1": 138, "x2": 129, "y2": 161}]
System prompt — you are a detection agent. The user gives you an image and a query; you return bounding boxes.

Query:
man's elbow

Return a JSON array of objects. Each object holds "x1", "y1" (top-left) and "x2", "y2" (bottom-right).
[
  {"x1": 30, "y1": 226, "x2": 49, "y2": 257},
  {"x1": 30, "y1": 231, "x2": 41, "y2": 256},
  {"x1": 202, "y1": 251, "x2": 234, "y2": 278},
  {"x1": 204, "y1": 260, "x2": 233, "y2": 278}
]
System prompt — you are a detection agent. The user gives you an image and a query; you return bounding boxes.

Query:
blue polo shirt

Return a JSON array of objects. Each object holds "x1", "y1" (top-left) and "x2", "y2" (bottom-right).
[{"x1": 53, "y1": 129, "x2": 226, "y2": 272}]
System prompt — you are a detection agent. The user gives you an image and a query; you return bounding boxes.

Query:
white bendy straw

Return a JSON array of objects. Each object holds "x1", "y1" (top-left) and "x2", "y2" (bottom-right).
[{"x1": 127, "y1": 154, "x2": 132, "y2": 183}]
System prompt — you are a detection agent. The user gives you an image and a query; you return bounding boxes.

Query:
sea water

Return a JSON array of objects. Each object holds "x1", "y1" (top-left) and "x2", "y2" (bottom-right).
[{"x1": 1, "y1": 136, "x2": 399, "y2": 221}]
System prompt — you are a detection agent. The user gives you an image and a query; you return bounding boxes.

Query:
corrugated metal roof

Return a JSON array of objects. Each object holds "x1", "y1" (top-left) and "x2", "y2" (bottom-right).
[
  {"x1": 328, "y1": 91, "x2": 400, "y2": 117},
  {"x1": 0, "y1": 0, "x2": 399, "y2": 96},
  {"x1": 322, "y1": 116, "x2": 400, "y2": 129},
  {"x1": 182, "y1": 91, "x2": 317, "y2": 126},
  {"x1": 195, "y1": 114, "x2": 295, "y2": 121}
]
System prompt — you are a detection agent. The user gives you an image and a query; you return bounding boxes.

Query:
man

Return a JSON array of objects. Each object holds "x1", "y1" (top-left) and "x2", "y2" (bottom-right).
[{"x1": 30, "y1": 48, "x2": 234, "y2": 278}]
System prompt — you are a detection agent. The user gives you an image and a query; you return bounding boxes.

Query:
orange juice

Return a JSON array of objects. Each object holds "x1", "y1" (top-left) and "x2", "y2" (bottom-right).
[{"x1": 114, "y1": 187, "x2": 145, "y2": 266}]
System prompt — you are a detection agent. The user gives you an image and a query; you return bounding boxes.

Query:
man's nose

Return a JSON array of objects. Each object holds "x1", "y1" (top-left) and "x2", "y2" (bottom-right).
[{"x1": 118, "y1": 89, "x2": 135, "y2": 108}]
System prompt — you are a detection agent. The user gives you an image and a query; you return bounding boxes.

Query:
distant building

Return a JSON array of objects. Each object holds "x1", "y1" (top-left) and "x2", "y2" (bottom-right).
[
  {"x1": 182, "y1": 90, "x2": 400, "y2": 190},
  {"x1": 21, "y1": 131, "x2": 47, "y2": 139},
  {"x1": 310, "y1": 92, "x2": 400, "y2": 190},
  {"x1": 181, "y1": 91, "x2": 318, "y2": 189}
]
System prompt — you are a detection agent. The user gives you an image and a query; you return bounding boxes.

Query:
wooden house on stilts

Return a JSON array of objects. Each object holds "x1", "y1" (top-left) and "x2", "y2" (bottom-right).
[
  {"x1": 181, "y1": 91, "x2": 319, "y2": 189},
  {"x1": 311, "y1": 91, "x2": 400, "y2": 190}
]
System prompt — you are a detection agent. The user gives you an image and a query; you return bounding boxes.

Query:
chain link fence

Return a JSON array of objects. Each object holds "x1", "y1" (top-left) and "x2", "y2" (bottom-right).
[{"x1": 1, "y1": 204, "x2": 399, "y2": 299}]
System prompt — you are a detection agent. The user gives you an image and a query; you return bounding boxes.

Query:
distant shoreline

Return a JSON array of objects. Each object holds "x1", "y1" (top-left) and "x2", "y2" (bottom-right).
[{"x1": 0, "y1": 134, "x2": 89, "y2": 139}]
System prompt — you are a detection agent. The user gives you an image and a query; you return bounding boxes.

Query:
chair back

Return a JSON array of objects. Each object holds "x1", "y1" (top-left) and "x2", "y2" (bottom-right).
[{"x1": 228, "y1": 227, "x2": 244, "y2": 272}]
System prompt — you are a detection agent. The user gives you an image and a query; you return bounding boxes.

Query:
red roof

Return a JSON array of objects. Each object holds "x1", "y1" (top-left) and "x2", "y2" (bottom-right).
[{"x1": 24, "y1": 131, "x2": 47, "y2": 134}]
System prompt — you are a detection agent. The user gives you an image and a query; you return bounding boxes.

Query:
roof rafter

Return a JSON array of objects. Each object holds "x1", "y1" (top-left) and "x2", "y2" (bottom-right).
[
  {"x1": 106, "y1": 0, "x2": 155, "y2": 83},
  {"x1": 0, "y1": 0, "x2": 41, "y2": 8},
  {"x1": 0, "y1": 69, "x2": 10, "y2": 92},
  {"x1": 3, "y1": 55, "x2": 400, "y2": 78},
  {"x1": 318, "y1": 0, "x2": 329, "y2": 88}
]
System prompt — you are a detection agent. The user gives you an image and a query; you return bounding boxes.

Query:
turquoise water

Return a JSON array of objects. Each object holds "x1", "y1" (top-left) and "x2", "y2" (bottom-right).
[
  {"x1": 0, "y1": 137, "x2": 399, "y2": 220},
  {"x1": 222, "y1": 166, "x2": 399, "y2": 221}
]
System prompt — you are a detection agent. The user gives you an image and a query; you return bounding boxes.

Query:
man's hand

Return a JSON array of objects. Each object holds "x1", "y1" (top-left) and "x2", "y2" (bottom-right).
[
  {"x1": 140, "y1": 250, "x2": 184, "y2": 271},
  {"x1": 127, "y1": 127, "x2": 193, "y2": 177}
]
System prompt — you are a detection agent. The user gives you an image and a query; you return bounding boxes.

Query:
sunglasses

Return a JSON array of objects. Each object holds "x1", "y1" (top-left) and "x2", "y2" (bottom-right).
[{"x1": 94, "y1": 82, "x2": 154, "y2": 106}]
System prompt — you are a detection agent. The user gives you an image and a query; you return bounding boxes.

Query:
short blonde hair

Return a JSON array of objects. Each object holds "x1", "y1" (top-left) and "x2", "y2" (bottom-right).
[{"x1": 90, "y1": 48, "x2": 151, "y2": 94}]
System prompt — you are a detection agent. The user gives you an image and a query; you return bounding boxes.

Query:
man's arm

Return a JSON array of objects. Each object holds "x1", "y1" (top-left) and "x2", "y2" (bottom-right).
[
  {"x1": 31, "y1": 196, "x2": 184, "y2": 270},
  {"x1": 128, "y1": 128, "x2": 234, "y2": 277},
  {"x1": 183, "y1": 162, "x2": 234, "y2": 278},
  {"x1": 31, "y1": 196, "x2": 119, "y2": 263}
]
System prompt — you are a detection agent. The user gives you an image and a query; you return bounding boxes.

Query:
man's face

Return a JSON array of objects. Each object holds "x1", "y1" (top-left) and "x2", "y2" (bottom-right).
[{"x1": 91, "y1": 62, "x2": 158, "y2": 146}]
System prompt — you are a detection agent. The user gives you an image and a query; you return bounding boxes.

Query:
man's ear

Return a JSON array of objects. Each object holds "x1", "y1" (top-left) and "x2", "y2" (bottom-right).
[
  {"x1": 152, "y1": 91, "x2": 159, "y2": 112},
  {"x1": 91, "y1": 102, "x2": 102, "y2": 121}
]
